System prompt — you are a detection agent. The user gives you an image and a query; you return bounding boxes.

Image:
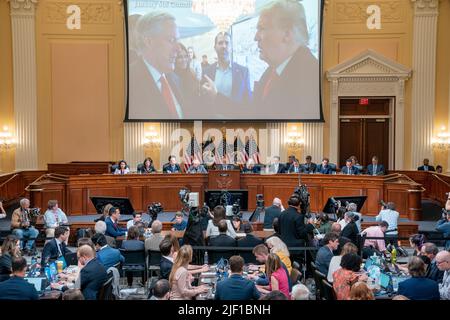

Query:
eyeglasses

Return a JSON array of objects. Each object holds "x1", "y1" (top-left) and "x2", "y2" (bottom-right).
[{"x1": 436, "y1": 260, "x2": 449, "y2": 265}]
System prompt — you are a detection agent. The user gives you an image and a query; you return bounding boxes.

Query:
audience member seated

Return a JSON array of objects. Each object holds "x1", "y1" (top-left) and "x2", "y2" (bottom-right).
[
  {"x1": 0, "y1": 200, "x2": 6, "y2": 219},
  {"x1": 138, "y1": 157, "x2": 156, "y2": 173},
  {"x1": 150, "y1": 279, "x2": 170, "y2": 300},
  {"x1": 266, "y1": 236, "x2": 292, "y2": 275},
  {"x1": 92, "y1": 233, "x2": 125, "y2": 269},
  {"x1": 398, "y1": 256, "x2": 440, "y2": 300},
  {"x1": 421, "y1": 242, "x2": 444, "y2": 283},
  {"x1": 242, "y1": 159, "x2": 260, "y2": 173},
  {"x1": 436, "y1": 251, "x2": 450, "y2": 300},
  {"x1": 121, "y1": 226, "x2": 144, "y2": 251},
  {"x1": 77, "y1": 245, "x2": 108, "y2": 300},
  {"x1": 105, "y1": 206, "x2": 127, "y2": 238},
  {"x1": 340, "y1": 212, "x2": 360, "y2": 246},
  {"x1": 77, "y1": 237, "x2": 96, "y2": 252},
  {"x1": 301, "y1": 155, "x2": 317, "y2": 174},
  {"x1": 0, "y1": 235, "x2": 21, "y2": 281},
  {"x1": 43, "y1": 199, "x2": 69, "y2": 238},
  {"x1": 163, "y1": 155, "x2": 181, "y2": 173},
  {"x1": 291, "y1": 283, "x2": 311, "y2": 300},
  {"x1": 168, "y1": 245, "x2": 208, "y2": 300},
  {"x1": 316, "y1": 213, "x2": 332, "y2": 234},
  {"x1": 62, "y1": 288, "x2": 85, "y2": 300},
  {"x1": 332, "y1": 253, "x2": 367, "y2": 300},
  {"x1": 0, "y1": 256, "x2": 39, "y2": 300},
  {"x1": 232, "y1": 216, "x2": 245, "y2": 233},
  {"x1": 278, "y1": 195, "x2": 313, "y2": 247},
  {"x1": 346, "y1": 203, "x2": 362, "y2": 232},
  {"x1": 237, "y1": 223, "x2": 263, "y2": 248},
  {"x1": 287, "y1": 159, "x2": 301, "y2": 173},
  {"x1": 376, "y1": 202, "x2": 399, "y2": 244},
  {"x1": 172, "y1": 212, "x2": 187, "y2": 231},
  {"x1": 349, "y1": 156, "x2": 363, "y2": 171},
  {"x1": 315, "y1": 232, "x2": 339, "y2": 275},
  {"x1": 268, "y1": 156, "x2": 286, "y2": 174},
  {"x1": 256, "y1": 253, "x2": 290, "y2": 299},
  {"x1": 113, "y1": 160, "x2": 130, "y2": 175},
  {"x1": 94, "y1": 203, "x2": 113, "y2": 222},
  {"x1": 41, "y1": 226, "x2": 71, "y2": 265},
  {"x1": 418, "y1": 158, "x2": 435, "y2": 171},
  {"x1": 259, "y1": 290, "x2": 288, "y2": 300},
  {"x1": 186, "y1": 159, "x2": 208, "y2": 173},
  {"x1": 436, "y1": 203, "x2": 450, "y2": 250},
  {"x1": 330, "y1": 222, "x2": 351, "y2": 255},
  {"x1": 340, "y1": 159, "x2": 360, "y2": 175},
  {"x1": 366, "y1": 156, "x2": 385, "y2": 176},
  {"x1": 327, "y1": 242, "x2": 358, "y2": 283},
  {"x1": 349, "y1": 282, "x2": 374, "y2": 300},
  {"x1": 263, "y1": 198, "x2": 283, "y2": 230},
  {"x1": 11, "y1": 198, "x2": 39, "y2": 256},
  {"x1": 436, "y1": 165, "x2": 443, "y2": 173},
  {"x1": 126, "y1": 212, "x2": 143, "y2": 230},
  {"x1": 145, "y1": 220, "x2": 164, "y2": 251},
  {"x1": 361, "y1": 221, "x2": 389, "y2": 258},
  {"x1": 206, "y1": 206, "x2": 237, "y2": 239},
  {"x1": 215, "y1": 255, "x2": 260, "y2": 300},
  {"x1": 95, "y1": 220, "x2": 117, "y2": 248},
  {"x1": 215, "y1": 155, "x2": 237, "y2": 171},
  {"x1": 159, "y1": 238, "x2": 174, "y2": 280},
  {"x1": 409, "y1": 233, "x2": 426, "y2": 256},
  {"x1": 208, "y1": 220, "x2": 236, "y2": 247},
  {"x1": 392, "y1": 294, "x2": 410, "y2": 300},
  {"x1": 315, "y1": 157, "x2": 334, "y2": 174}
]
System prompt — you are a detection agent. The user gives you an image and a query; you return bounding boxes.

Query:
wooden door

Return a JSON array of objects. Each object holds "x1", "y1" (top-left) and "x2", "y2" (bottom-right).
[{"x1": 339, "y1": 119, "x2": 363, "y2": 167}]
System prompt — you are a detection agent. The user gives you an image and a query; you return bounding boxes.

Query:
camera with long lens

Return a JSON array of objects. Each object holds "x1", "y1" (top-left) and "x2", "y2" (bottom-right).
[
  {"x1": 256, "y1": 194, "x2": 264, "y2": 208},
  {"x1": 179, "y1": 188, "x2": 190, "y2": 205},
  {"x1": 232, "y1": 199, "x2": 241, "y2": 218},
  {"x1": 380, "y1": 200, "x2": 387, "y2": 208},
  {"x1": 147, "y1": 202, "x2": 163, "y2": 222},
  {"x1": 29, "y1": 208, "x2": 41, "y2": 217},
  {"x1": 294, "y1": 185, "x2": 311, "y2": 216},
  {"x1": 442, "y1": 208, "x2": 449, "y2": 220}
]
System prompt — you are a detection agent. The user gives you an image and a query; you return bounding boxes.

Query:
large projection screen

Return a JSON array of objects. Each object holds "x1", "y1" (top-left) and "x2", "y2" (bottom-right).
[{"x1": 125, "y1": 0, "x2": 323, "y2": 121}]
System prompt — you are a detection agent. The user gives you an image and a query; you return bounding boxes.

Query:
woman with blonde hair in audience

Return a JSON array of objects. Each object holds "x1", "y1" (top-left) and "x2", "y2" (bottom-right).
[
  {"x1": 349, "y1": 281, "x2": 374, "y2": 300},
  {"x1": 0, "y1": 235, "x2": 21, "y2": 279},
  {"x1": 257, "y1": 253, "x2": 290, "y2": 299},
  {"x1": 95, "y1": 203, "x2": 113, "y2": 222},
  {"x1": 168, "y1": 245, "x2": 209, "y2": 300},
  {"x1": 265, "y1": 236, "x2": 292, "y2": 274},
  {"x1": 327, "y1": 242, "x2": 358, "y2": 283}
]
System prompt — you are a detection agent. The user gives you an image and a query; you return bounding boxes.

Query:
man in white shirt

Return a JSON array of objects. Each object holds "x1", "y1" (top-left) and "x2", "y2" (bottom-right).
[
  {"x1": 375, "y1": 202, "x2": 399, "y2": 246},
  {"x1": 269, "y1": 156, "x2": 286, "y2": 174},
  {"x1": 127, "y1": 212, "x2": 142, "y2": 230},
  {"x1": 346, "y1": 203, "x2": 362, "y2": 232}
]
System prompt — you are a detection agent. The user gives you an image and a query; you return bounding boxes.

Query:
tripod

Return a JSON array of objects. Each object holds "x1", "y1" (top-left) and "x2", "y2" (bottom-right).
[{"x1": 249, "y1": 205, "x2": 265, "y2": 222}]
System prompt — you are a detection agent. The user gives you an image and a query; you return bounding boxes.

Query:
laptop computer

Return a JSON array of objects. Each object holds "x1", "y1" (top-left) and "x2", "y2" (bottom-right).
[
  {"x1": 379, "y1": 272, "x2": 391, "y2": 289},
  {"x1": 25, "y1": 277, "x2": 48, "y2": 295}
]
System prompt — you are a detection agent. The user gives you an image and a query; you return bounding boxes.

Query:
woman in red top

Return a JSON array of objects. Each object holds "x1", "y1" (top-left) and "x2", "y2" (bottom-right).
[
  {"x1": 332, "y1": 253, "x2": 368, "y2": 300},
  {"x1": 257, "y1": 253, "x2": 290, "y2": 299}
]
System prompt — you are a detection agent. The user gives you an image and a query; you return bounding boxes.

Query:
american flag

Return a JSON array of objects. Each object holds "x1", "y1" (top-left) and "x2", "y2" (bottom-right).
[
  {"x1": 234, "y1": 136, "x2": 247, "y2": 165},
  {"x1": 214, "y1": 137, "x2": 235, "y2": 165},
  {"x1": 245, "y1": 135, "x2": 260, "y2": 164},
  {"x1": 183, "y1": 136, "x2": 202, "y2": 171}
]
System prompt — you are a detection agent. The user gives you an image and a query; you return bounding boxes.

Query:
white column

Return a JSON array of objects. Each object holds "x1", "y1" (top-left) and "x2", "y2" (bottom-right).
[
  {"x1": 266, "y1": 122, "x2": 287, "y2": 162},
  {"x1": 10, "y1": 0, "x2": 38, "y2": 170},
  {"x1": 410, "y1": 0, "x2": 439, "y2": 169},
  {"x1": 303, "y1": 122, "x2": 324, "y2": 164},
  {"x1": 123, "y1": 122, "x2": 145, "y2": 171},
  {"x1": 329, "y1": 79, "x2": 339, "y2": 165},
  {"x1": 160, "y1": 122, "x2": 180, "y2": 169}
]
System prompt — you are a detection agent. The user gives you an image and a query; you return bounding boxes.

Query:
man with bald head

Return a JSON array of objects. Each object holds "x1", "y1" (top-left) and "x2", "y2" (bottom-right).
[
  {"x1": 77, "y1": 245, "x2": 108, "y2": 300},
  {"x1": 253, "y1": 0, "x2": 319, "y2": 119},
  {"x1": 263, "y1": 198, "x2": 283, "y2": 230},
  {"x1": 436, "y1": 251, "x2": 450, "y2": 299},
  {"x1": 187, "y1": 158, "x2": 208, "y2": 173}
]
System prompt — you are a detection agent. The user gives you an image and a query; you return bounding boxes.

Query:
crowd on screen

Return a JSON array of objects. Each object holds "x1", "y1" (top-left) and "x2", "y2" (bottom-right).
[{"x1": 0, "y1": 192, "x2": 449, "y2": 301}]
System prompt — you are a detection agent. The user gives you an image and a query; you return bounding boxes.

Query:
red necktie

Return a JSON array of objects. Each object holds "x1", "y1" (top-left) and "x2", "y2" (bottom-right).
[
  {"x1": 262, "y1": 68, "x2": 278, "y2": 99},
  {"x1": 160, "y1": 75, "x2": 178, "y2": 117}
]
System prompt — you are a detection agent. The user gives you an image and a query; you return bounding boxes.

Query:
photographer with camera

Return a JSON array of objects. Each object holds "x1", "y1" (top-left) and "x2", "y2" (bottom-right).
[
  {"x1": 436, "y1": 193, "x2": 450, "y2": 250},
  {"x1": 263, "y1": 198, "x2": 283, "y2": 231},
  {"x1": 43, "y1": 199, "x2": 69, "y2": 239},
  {"x1": 10, "y1": 198, "x2": 39, "y2": 255},
  {"x1": 375, "y1": 201, "x2": 399, "y2": 246}
]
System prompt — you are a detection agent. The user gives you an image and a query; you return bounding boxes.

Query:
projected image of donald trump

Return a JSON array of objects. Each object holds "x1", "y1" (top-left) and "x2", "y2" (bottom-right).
[{"x1": 253, "y1": 0, "x2": 319, "y2": 119}]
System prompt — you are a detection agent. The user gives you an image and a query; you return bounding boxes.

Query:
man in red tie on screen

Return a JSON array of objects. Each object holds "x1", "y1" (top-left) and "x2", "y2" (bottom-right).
[
  {"x1": 128, "y1": 11, "x2": 188, "y2": 120},
  {"x1": 253, "y1": 0, "x2": 319, "y2": 119}
]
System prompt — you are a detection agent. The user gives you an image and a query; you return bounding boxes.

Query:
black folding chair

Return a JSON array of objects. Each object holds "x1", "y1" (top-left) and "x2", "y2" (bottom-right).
[
  {"x1": 321, "y1": 279, "x2": 336, "y2": 300},
  {"x1": 97, "y1": 274, "x2": 114, "y2": 300},
  {"x1": 313, "y1": 269, "x2": 327, "y2": 300},
  {"x1": 147, "y1": 250, "x2": 162, "y2": 280},
  {"x1": 119, "y1": 249, "x2": 147, "y2": 286}
]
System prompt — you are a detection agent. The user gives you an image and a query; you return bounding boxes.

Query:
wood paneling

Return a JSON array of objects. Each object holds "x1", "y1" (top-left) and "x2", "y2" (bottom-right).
[{"x1": 48, "y1": 162, "x2": 112, "y2": 175}]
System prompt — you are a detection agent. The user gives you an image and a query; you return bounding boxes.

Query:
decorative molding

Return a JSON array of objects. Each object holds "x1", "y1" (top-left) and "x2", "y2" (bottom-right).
[
  {"x1": 266, "y1": 122, "x2": 287, "y2": 162},
  {"x1": 44, "y1": 2, "x2": 113, "y2": 24},
  {"x1": 303, "y1": 123, "x2": 323, "y2": 165},
  {"x1": 334, "y1": 1, "x2": 403, "y2": 23},
  {"x1": 8, "y1": 0, "x2": 38, "y2": 15},
  {"x1": 327, "y1": 50, "x2": 411, "y2": 169},
  {"x1": 124, "y1": 122, "x2": 145, "y2": 171},
  {"x1": 411, "y1": 0, "x2": 439, "y2": 15}
]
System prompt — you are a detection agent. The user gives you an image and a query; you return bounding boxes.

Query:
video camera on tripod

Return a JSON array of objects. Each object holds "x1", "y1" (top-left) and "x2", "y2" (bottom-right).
[{"x1": 147, "y1": 202, "x2": 163, "y2": 222}]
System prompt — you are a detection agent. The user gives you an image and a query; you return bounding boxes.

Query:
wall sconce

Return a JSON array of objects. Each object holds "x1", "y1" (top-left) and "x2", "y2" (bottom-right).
[
  {"x1": 144, "y1": 127, "x2": 161, "y2": 148},
  {"x1": 432, "y1": 127, "x2": 450, "y2": 151},
  {"x1": 0, "y1": 126, "x2": 16, "y2": 151},
  {"x1": 286, "y1": 126, "x2": 304, "y2": 148}
]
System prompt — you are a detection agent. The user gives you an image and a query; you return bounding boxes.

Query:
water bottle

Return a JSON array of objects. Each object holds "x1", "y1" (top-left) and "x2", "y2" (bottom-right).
[
  {"x1": 204, "y1": 251, "x2": 209, "y2": 265},
  {"x1": 391, "y1": 247, "x2": 397, "y2": 264}
]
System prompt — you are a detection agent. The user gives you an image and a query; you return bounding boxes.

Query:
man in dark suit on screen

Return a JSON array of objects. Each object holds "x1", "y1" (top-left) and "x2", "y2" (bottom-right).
[
  {"x1": 253, "y1": 0, "x2": 319, "y2": 119},
  {"x1": 128, "y1": 12, "x2": 188, "y2": 120},
  {"x1": 202, "y1": 32, "x2": 252, "y2": 117}
]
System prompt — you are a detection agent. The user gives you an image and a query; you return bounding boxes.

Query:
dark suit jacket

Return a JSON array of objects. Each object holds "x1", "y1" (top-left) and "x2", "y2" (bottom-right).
[
  {"x1": 0, "y1": 276, "x2": 39, "y2": 300},
  {"x1": 80, "y1": 258, "x2": 108, "y2": 300},
  {"x1": 0, "y1": 254, "x2": 12, "y2": 276},
  {"x1": 287, "y1": 164, "x2": 302, "y2": 173},
  {"x1": 301, "y1": 163, "x2": 317, "y2": 174},
  {"x1": 278, "y1": 207, "x2": 311, "y2": 247},
  {"x1": 105, "y1": 217, "x2": 126, "y2": 238},
  {"x1": 269, "y1": 163, "x2": 286, "y2": 174},
  {"x1": 316, "y1": 164, "x2": 334, "y2": 174},
  {"x1": 315, "y1": 245, "x2": 334, "y2": 275},
  {"x1": 237, "y1": 234, "x2": 263, "y2": 248},
  {"x1": 215, "y1": 164, "x2": 238, "y2": 171},
  {"x1": 242, "y1": 165, "x2": 261, "y2": 174},
  {"x1": 263, "y1": 205, "x2": 282, "y2": 229},
  {"x1": 341, "y1": 222, "x2": 359, "y2": 245},
  {"x1": 208, "y1": 234, "x2": 236, "y2": 247},
  {"x1": 397, "y1": 276, "x2": 440, "y2": 300},
  {"x1": 97, "y1": 246, "x2": 125, "y2": 269},
  {"x1": 121, "y1": 240, "x2": 145, "y2": 251},
  {"x1": 367, "y1": 164, "x2": 385, "y2": 175},
  {"x1": 253, "y1": 46, "x2": 319, "y2": 119},
  {"x1": 215, "y1": 274, "x2": 260, "y2": 300},
  {"x1": 41, "y1": 238, "x2": 71, "y2": 265},
  {"x1": 128, "y1": 57, "x2": 188, "y2": 120},
  {"x1": 162, "y1": 163, "x2": 182, "y2": 173},
  {"x1": 418, "y1": 165, "x2": 435, "y2": 171},
  {"x1": 159, "y1": 256, "x2": 173, "y2": 280},
  {"x1": 341, "y1": 166, "x2": 360, "y2": 175},
  {"x1": 426, "y1": 261, "x2": 445, "y2": 283}
]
